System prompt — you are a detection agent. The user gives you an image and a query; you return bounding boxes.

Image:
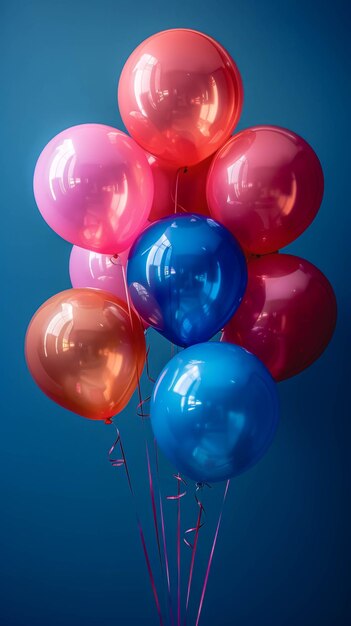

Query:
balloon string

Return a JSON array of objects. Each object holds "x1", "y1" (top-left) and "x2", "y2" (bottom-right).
[
  {"x1": 183, "y1": 485, "x2": 208, "y2": 622},
  {"x1": 167, "y1": 474, "x2": 187, "y2": 626},
  {"x1": 135, "y1": 356, "x2": 167, "y2": 619},
  {"x1": 121, "y1": 264, "x2": 135, "y2": 332},
  {"x1": 145, "y1": 441, "x2": 163, "y2": 572},
  {"x1": 120, "y1": 263, "x2": 169, "y2": 623},
  {"x1": 166, "y1": 474, "x2": 187, "y2": 501},
  {"x1": 136, "y1": 395, "x2": 151, "y2": 418},
  {"x1": 177, "y1": 476, "x2": 181, "y2": 626},
  {"x1": 195, "y1": 480, "x2": 230, "y2": 626},
  {"x1": 172, "y1": 168, "x2": 188, "y2": 214},
  {"x1": 155, "y1": 441, "x2": 175, "y2": 626},
  {"x1": 174, "y1": 169, "x2": 181, "y2": 214},
  {"x1": 146, "y1": 345, "x2": 156, "y2": 383},
  {"x1": 108, "y1": 426, "x2": 164, "y2": 626}
]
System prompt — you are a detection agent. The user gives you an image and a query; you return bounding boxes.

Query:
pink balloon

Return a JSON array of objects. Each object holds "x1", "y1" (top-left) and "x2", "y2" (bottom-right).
[
  {"x1": 147, "y1": 153, "x2": 213, "y2": 221},
  {"x1": 69, "y1": 246, "x2": 148, "y2": 328},
  {"x1": 222, "y1": 253, "x2": 337, "y2": 381},
  {"x1": 207, "y1": 126, "x2": 324, "y2": 255},
  {"x1": 34, "y1": 124, "x2": 154, "y2": 254}
]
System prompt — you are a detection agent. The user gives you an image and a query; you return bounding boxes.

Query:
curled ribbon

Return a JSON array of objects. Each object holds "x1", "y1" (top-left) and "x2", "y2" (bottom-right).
[{"x1": 166, "y1": 474, "x2": 187, "y2": 501}]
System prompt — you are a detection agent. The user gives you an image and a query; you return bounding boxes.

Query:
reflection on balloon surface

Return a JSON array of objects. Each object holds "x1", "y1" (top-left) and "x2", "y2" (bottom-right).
[
  {"x1": 127, "y1": 214, "x2": 247, "y2": 346},
  {"x1": 151, "y1": 342, "x2": 279, "y2": 482},
  {"x1": 222, "y1": 254, "x2": 337, "y2": 380},
  {"x1": 34, "y1": 124, "x2": 153, "y2": 254},
  {"x1": 118, "y1": 29, "x2": 243, "y2": 166},
  {"x1": 207, "y1": 126, "x2": 324, "y2": 254},
  {"x1": 25, "y1": 289, "x2": 146, "y2": 420}
]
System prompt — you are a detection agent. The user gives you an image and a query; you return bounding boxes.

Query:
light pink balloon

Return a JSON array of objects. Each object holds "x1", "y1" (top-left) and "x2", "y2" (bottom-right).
[
  {"x1": 69, "y1": 246, "x2": 149, "y2": 329},
  {"x1": 34, "y1": 124, "x2": 154, "y2": 254}
]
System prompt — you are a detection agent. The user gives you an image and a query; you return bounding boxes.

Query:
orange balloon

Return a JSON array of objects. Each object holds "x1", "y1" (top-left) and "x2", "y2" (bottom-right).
[
  {"x1": 118, "y1": 29, "x2": 243, "y2": 167},
  {"x1": 25, "y1": 289, "x2": 146, "y2": 421}
]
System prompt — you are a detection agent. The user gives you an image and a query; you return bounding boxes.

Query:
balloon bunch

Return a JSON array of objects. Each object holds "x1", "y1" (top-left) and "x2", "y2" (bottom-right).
[{"x1": 25, "y1": 28, "x2": 336, "y2": 625}]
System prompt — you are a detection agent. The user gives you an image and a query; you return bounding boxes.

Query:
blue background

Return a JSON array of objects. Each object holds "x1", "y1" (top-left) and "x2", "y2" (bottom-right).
[{"x1": 1, "y1": 0, "x2": 350, "y2": 624}]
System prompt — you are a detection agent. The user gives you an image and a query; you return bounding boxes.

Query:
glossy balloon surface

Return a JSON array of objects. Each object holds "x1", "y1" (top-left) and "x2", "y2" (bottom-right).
[
  {"x1": 69, "y1": 246, "x2": 149, "y2": 329},
  {"x1": 222, "y1": 254, "x2": 337, "y2": 380},
  {"x1": 147, "y1": 153, "x2": 212, "y2": 221},
  {"x1": 151, "y1": 342, "x2": 279, "y2": 482},
  {"x1": 207, "y1": 126, "x2": 324, "y2": 254},
  {"x1": 69, "y1": 246, "x2": 129, "y2": 300},
  {"x1": 34, "y1": 124, "x2": 154, "y2": 254},
  {"x1": 127, "y1": 214, "x2": 247, "y2": 346},
  {"x1": 25, "y1": 289, "x2": 146, "y2": 420},
  {"x1": 118, "y1": 29, "x2": 243, "y2": 166},
  {"x1": 177, "y1": 156, "x2": 213, "y2": 216}
]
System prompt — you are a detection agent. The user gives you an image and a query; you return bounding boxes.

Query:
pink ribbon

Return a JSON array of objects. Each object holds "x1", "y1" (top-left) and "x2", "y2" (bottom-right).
[
  {"x1": 195, "y1": 480, "x2": 230, "y2": 626},
  {"x1": 108, "y1": 426, "x2": 164, "y2": 626}
]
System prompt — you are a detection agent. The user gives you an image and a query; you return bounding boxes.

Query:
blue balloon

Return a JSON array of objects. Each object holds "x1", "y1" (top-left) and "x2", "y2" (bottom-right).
[
  {"x1": 127, "y1": 214, "x2": 247, "y2": 347},
  {"x1": 151, "y1": 342, "x2": 279, "y2": 483}
]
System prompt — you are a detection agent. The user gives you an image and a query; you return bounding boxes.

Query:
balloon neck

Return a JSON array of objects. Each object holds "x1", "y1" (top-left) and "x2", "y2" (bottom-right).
[
  {"x1": 104, "y1": 417, "x2": 113, "y2": 425},
  {"x1": 196, "y1": 481, "x2": 212, "y2": 491},
  {"x1": 110, "y1": 254, "x2": 120, "y2": 266}
]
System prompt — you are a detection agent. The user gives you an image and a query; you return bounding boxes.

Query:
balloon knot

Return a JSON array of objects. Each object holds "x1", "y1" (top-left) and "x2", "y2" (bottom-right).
[{"x1": 196, "y1": 481, "x2": 212, "y2": 491}]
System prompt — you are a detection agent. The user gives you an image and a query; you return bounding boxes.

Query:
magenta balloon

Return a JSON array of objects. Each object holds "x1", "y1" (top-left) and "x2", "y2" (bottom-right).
[
  {"x1": 69, "y1": 246, "x2": 149, "y2": 329},
  {"x1": 207, "y1": 126, "x2": 324, "y2": 255},
  {"x1": 34, "y1": 124, "x2": 154, "y2": 254},
  {"x1": 222, "y1": 253, "x2": 337, "y2": 381}
]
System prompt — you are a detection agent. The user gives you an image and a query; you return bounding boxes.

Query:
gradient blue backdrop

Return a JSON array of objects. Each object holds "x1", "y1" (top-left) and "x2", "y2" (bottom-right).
[{"x1": 1, "y1": 0, "x2": 350, "y2": 624}]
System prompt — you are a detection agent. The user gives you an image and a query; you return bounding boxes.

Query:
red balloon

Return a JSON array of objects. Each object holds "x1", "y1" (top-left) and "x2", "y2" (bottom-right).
[
  {"x1": 207, "y1": 126, "x2": 324, "y2": 255},
  {"x1": 222, "y1": 254, "x2": 337, "y2": 381},
  {"x1": 118, "y1": 29, "x2": 243, "y2": 167},
  {"x1": 177, "y1": 156, "x2": 212, "y2": 217},
  {"x1": 147, "y1": 153, "x2": 212, "y2": 221}
]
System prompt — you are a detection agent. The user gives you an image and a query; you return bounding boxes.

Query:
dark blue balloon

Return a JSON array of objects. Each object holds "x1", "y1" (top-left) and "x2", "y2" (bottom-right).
[
  {"x1": 151, "y1": 342, "x2": 279, "y2": 483},
  {"x1": 127, "y1": 214, "x2": 247, "y2": 347}
]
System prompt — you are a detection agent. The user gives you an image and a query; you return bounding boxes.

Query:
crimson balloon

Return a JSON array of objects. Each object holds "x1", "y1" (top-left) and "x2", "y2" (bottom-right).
[
  {"x1": 207, "y1": 126, "x2": 324, "y2": 255},
  {"x1": 222, "y1": 254, "x2": 336, "y2": 381}
]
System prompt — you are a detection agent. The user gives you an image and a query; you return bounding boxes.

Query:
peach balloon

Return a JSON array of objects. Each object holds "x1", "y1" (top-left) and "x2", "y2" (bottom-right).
[
  {"x1": 25, "y1": 289, "x2": 146, "y2": 420},
  {"x1": 118, "y1": 29, "x2": 243, "y2": 167}
]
